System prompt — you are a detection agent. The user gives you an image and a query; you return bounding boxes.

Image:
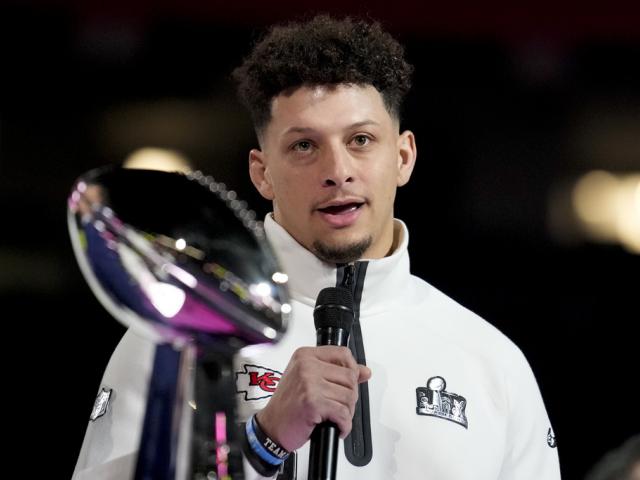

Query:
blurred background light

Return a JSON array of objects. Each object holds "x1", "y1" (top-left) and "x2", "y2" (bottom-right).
[
  {"x1": 571, "y1": 171, "x2": 640, "y2": 254},
  {"x1": 123, "y1": 146, "x2": 192, "y2": 173}
]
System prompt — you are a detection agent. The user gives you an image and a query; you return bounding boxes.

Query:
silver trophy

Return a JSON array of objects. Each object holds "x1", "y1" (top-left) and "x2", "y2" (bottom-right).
[{"x1": 68, "y1": 166, "x2": 289, "y2": 479}]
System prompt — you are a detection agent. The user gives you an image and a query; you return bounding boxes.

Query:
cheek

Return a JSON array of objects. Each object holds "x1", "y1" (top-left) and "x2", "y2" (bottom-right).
[
  {"x1": 369, "y1": 174, "x2": 399, "y2": 216},
  {"x1": 271, "y1": 171, "x2": 309, "y2": 208},
  {"x1": 372, "y1": 161, "x2": 400, "y2": 196}
]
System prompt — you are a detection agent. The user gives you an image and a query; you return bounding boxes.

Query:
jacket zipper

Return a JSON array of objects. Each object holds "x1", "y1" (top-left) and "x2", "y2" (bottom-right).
[{"x1": 339, "y1": 262, "x2": 373, "y2": 466}]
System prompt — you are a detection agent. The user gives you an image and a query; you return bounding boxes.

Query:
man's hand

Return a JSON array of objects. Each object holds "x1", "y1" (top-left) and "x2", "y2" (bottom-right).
[{"x1": 255, "y1": 346, "x2": 371, "y2": 452}]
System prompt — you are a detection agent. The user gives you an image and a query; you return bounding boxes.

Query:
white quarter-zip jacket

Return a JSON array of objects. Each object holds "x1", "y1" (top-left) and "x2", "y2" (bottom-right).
[{"x1": 72, "y1": 215, "x2": 561, "y2": 479}]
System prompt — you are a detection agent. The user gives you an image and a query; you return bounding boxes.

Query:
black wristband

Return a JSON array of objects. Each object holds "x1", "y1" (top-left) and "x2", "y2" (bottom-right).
[
  {"x1": 241, "y1": 419, "x2": 281, "y2": 478},
  {"x1": 251, "y1": 414, "x2": 291, "y2": 462}
]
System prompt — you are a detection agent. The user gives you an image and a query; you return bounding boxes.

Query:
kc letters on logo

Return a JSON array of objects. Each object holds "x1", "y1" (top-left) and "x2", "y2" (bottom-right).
[{"x1": 236, "y1": 364, "x2": 283, "y2": 400}]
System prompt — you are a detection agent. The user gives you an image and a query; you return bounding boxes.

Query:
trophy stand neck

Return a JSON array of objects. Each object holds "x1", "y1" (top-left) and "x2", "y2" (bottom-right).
[
  {"x1": 190, "y1": 347, "x2": 244, "y2": 479},
  {"x1": 135, "y1": 342, "x2": 245, "y2": 480}
]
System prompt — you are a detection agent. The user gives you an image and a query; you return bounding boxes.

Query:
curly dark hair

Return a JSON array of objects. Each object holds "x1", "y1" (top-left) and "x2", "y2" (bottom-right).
[{"x1": 232, "y1": 15, "x2": 414, "y2": 136}]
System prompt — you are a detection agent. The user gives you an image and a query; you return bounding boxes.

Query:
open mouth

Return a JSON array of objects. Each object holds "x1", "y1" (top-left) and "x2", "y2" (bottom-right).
[{"x1": 317, "y1": 202, "x2": 364, "y2": 215}]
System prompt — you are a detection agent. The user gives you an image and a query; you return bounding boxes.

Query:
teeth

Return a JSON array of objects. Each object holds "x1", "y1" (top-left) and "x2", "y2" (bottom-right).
[{"x1": 320, "y1": 203, "x2": 361, "y2": 214}]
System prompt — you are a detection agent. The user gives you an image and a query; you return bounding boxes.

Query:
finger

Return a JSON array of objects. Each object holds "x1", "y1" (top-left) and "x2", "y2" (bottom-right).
[
  {"x1": 285, "y1": 354, "x2": 356, "y2": 391},
  {"x1": 320, "y1": 381, "x2": 359, "y2": 416},
  {"x1": 319, "y1": 363, "x2": 360, "y2": 390},
  {"x1": 313, "y1": 345, "x2": 359, "y2": 370},
  {"x1": 318, "y1": 398, "x2": 353, "y2": 437},
  {"x1": 358, "y1": 365, "x2": 372, "y2": 383}
]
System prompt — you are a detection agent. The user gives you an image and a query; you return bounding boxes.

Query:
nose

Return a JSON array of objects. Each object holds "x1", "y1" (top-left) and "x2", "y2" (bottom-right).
[{"x1": 321, "y1": 145, "x2": 354, "y2": 188}]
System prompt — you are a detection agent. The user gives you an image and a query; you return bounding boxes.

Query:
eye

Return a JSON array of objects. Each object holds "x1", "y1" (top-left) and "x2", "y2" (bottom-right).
[
  {"x1": 292, "y1": 140, "x2": 313, "y2": 152},
  {"x1": 351, "y1": 134, "x2": 371, "y2": 147}
]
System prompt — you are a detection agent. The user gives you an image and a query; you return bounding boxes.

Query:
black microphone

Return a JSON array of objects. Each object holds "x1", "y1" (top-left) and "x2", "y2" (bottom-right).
[{"x1": 308, "y1": 286, "x2": 355, "y2": 480}]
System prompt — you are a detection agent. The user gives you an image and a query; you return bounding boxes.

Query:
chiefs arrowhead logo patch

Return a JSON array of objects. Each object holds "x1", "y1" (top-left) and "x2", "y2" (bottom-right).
[{"x1": 236, "y1": 364, "x2": 283, "y2": 401}]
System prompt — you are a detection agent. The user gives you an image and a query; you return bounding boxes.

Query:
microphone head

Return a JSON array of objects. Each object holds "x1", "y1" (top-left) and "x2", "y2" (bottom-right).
[{"x1": 313, "y1": 286, "x2": 354, "y2": 332}]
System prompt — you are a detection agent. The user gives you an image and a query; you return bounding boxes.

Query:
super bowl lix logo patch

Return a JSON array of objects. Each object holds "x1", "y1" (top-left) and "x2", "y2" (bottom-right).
[
  {"x1": 236, "y1": 364, "x2": 282, "y2": 401},
  {"x1": 416, "y1": 376, "x2": 468, "y2": 429}
]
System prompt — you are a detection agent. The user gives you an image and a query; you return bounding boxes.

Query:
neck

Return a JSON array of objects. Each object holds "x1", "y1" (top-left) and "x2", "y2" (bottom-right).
[{"x1": 263, "y1": 214, "x2": 412, "y2": 313}]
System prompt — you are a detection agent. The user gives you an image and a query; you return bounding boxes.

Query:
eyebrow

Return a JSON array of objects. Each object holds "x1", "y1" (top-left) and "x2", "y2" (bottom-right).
[{"x1": 283, "y1": 120, "x2": 380, "y2": 135}]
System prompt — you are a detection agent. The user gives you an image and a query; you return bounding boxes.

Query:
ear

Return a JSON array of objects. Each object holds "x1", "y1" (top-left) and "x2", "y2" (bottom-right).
[
  {"x1": 396, "y1": 130, "x2": 417, "y2": 187},
  {"x1": 249, "y1": 149, "x2": 275, "y2": 200},
  {"x1": 249, "y1": 148, "x2": 273, "y2": 200}
]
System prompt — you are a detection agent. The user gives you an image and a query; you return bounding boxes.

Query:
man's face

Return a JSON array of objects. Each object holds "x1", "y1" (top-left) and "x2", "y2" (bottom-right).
[{"x1": 249, "y1": 84, "x2": 416, "y2": 263}]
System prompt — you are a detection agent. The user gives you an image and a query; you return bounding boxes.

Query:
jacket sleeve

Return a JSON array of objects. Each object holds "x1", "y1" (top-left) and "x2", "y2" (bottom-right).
[
  {"x1": 72, "y1": 328, "x2": 283, "y2": 479},
  {"x1": 498, "y1": 349, "x2": 561, "y2": 479},
  {"x1": 72, "y1": 329, "x2": 155, "y2": 480},
  {"x1": 241, "y1": 456, "x2": 281, "y2": 480}
]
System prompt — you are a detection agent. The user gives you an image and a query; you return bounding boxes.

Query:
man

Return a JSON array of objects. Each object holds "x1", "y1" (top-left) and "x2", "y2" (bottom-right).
[
  {"x1": 73, "y1": 15, "x2": 561, "y2": 479},
  {"x1": 230, "y1": 15, "x2": 560, "y2": 479}
]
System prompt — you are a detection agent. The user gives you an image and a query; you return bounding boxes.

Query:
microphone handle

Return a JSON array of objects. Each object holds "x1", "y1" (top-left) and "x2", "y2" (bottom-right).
[
  {"x1": 308, "y1": 326, "x2": 349, "y2": 480},
  {"x1": 308, "y1": 421, "x2": 340, "y2": 480}
]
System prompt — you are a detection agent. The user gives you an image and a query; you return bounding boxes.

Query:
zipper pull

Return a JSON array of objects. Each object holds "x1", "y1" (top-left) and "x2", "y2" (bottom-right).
[{"x1": 342, "y1": 262, "x2": 356, "y2": 289}]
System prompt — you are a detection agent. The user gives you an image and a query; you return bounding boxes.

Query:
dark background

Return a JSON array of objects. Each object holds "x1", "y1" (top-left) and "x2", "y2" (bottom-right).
[{"x1": 2, "y1": 1, "x2": 638, "y2": 478}]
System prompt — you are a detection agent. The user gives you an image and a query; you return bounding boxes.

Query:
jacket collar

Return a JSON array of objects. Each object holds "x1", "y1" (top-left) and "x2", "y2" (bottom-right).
[{"x1": 263, "y1": 214, "x2": 412, "y2": 315}]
